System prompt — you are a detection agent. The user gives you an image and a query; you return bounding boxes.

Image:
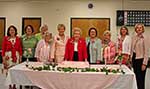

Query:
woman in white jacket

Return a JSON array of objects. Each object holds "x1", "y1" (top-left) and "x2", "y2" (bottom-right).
[{"x1": 117, "y1": 26, "x2": 131, "y2": 65}]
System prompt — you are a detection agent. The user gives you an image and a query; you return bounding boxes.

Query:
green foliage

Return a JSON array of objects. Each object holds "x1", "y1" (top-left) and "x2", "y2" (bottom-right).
[
  {"x1": 118, "y1": 55, "x2": 123, "y2": 61},
  {"x1": 28, "y1": 64, "x2": 125, "y2": 75}
]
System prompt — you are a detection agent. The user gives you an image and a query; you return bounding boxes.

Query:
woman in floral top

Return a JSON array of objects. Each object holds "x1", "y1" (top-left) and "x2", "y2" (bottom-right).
[
  {"x1": 51, "y1": 24, "x2": 69, "y2": 63},
  {"x1": 2, "y1": 25, "x2": 22, "y2": 69},
  {"x1": 21, "y1": 25, "x2": 38, "y2": 62}
]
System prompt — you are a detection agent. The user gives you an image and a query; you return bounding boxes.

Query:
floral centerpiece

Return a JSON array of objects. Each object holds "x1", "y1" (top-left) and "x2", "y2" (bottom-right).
[
  {"x1": 115, "y1": 53, "x2": 123, "y2": 69},
  {"x1": 24, "y1": 48, "x2": 32, "y2": 67}
]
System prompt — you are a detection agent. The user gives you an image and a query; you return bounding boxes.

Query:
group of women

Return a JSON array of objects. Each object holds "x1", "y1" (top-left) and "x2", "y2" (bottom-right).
[{"x1": 2, "y1": 23, "x2": 148, "y2": 89}]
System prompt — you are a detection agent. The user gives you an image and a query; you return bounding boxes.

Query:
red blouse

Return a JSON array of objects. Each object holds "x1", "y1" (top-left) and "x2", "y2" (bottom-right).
[
  {"x1": 2, "y1": 36, "x2": 22, "y2": 62},
  {"x1": 64, "y1": 37, "x2": 87, "y2": 61}
]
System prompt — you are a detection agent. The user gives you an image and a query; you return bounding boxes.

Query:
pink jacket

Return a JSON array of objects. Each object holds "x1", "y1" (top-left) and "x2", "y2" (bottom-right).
[{"x1": 103, "y1": 41, "x2": 116, "y2": 64}]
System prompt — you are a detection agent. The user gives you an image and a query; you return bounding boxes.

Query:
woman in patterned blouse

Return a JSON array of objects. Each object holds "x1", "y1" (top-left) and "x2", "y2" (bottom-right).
[
  {"x1": 2, "y1": 25, "x2": 22, "y2": 70},
  {"x1": 21, "y1": 25, "x2": 38, "y2": 62}
]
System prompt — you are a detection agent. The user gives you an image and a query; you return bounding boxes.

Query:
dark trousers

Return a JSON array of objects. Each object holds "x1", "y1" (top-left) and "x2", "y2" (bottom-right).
[
  {"x1": 22, "y1": 57, "x2": 37, "y2": 62},
  {"x1": 132, "y1": 53, "x2": 147, "y2": 89},
  {"x1": 73, "y1": 51, "x2": 78, "y2": 61}
]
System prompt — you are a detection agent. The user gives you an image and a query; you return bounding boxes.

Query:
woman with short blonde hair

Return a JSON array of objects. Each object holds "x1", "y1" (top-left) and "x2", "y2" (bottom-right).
[
  {"x1": 131, "y1": 23, "x2": 148, "y2": 89},
  {"x1": 51, "y1": 24, "x2": 69, "y2": 63},
  {"x1": 135, "y1": 23, "x2": 145, "y2": 33},
  {"x1": 64, "y1": 27, "x2": 87, "y2": 61},
  {"x1": 35, "y1": 24, "x2": 48, "y2": 41},
  {"x1": 102, "y1": 30, "x2": 116, "y2": 64},
  {"x1": 73, "y1": 27, "x2": 82, "y2": 35},
  {"x1": 35, "y1": 32, "x2": 52, "y2": 62}
]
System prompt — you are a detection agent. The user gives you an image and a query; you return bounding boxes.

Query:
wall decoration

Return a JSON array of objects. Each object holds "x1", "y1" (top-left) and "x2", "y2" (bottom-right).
[
  {"x1": 0, "y1": 17, "x2": 5, "y2": 49},
  {"x1": 22, "y1": 17, "x2": 41, "y2": 35},
  {"x1": 71, "y1": 18, "x2": 110, "y2": 40},
  {"x1": 117, "y1": 10, "x2": 150, "y2": 26}
]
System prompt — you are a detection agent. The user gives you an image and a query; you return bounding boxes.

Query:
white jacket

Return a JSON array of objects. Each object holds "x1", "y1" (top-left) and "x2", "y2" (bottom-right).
[{"x1": 117, "y1": 35, "x2": 131, "y2": 55}]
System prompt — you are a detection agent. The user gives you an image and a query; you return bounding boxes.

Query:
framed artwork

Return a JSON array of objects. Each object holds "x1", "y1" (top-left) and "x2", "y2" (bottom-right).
[
  {"x1": 0, "y1": 17, "x2": 6, "y2": 49},
  {"x1": 22, "y1": 17, "x2": 41, "y2": 35},
  {"x1": 71, "y1": 18, "x2": 110, "y2": 40}
]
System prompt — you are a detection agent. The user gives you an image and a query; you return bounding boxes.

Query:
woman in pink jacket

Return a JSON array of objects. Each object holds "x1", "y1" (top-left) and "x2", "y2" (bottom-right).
[
  {"x1": 35, "y1": 32, "x2": 52, "y2": 62},
  {"x1": 64, "y1": 27, "x2": 87, "y2": 61},
  {"x1": 102, "y1": 30, "x2": 116, "y2": 64},
  {"x1": 51, "y1": 24, "x2": 69, "y2": 63}
]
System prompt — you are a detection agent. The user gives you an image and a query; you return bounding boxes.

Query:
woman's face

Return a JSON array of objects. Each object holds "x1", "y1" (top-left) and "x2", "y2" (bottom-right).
[
  {"x1": 9, "y1": 27, "x2": 16, "y2": 36},
  {"x1": 90, "y1": 29, "x2": 96, "y2": 38},
  {"x1": 104, "y1": 33, "x2": 111, "y2": 41},
  {"x1": 73, "y1": 31, "x2": 81, "y2": 41},
  {"x1": 26, "y1": 26, "x2": 33, "y2": 35},
  {"x1": 41, "y1": 27, "x2": 48, "y2": 34},
  {"x1": 58, "y1": 27, "x2": 65, "y2": 35},
  {"x1": 135, "y1": 25, "x2": 143, "y2": 35},
  {"x1": 45, "y1": 34, "x2": 52, "y2": 42},
  {"x1": 120, "y1": 28, "x2": 127, "y2": 36}
]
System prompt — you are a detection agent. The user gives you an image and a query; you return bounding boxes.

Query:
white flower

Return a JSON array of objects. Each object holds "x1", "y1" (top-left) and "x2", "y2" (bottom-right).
[{"x1": 28, "y1": 48, "x2": 32, "y2": 55}]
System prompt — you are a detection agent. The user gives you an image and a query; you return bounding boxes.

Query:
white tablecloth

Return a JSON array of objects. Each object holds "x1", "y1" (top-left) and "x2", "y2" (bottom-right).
[{"x1": 6, "y1": 62, "x2": 137, "y2": 89}]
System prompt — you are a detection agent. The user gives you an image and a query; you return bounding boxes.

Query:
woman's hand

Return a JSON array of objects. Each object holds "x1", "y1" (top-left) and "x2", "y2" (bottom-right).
[
  {"x1": 19, "y1": 56, "x2": 22, "y2": 63},
  {"x1": 141, "y1": 64, "x2": 146, "y2": 71},
  {"x1": 5, "y1": 56, "x2": 9, "y2": 60},
  {"x1": 37, "y1": 58, "x2": 41, "y2": 62},
  {"x1": 96, "y1": 60, "x2": 100, "y2": 64},
  {"x1": 2, "y1": 57, "x2": 8, "y2": 69},
  {"x1": 84, "y1": 59, "x2": 88, "y2": 62}
]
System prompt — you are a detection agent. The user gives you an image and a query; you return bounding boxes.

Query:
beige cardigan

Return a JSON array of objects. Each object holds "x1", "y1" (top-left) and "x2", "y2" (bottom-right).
[{"x1": 131, "y1": 34, "x2": 149, "y2": 65}]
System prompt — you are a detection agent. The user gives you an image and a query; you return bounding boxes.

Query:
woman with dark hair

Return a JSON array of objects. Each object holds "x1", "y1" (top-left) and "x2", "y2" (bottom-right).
[
  {"x1": 21, "y1": 25, "x2": 38, "y2": 62},
  {"x1": 131, "y1": 23, "x2": 148, "y2": 89},
  {"x1": 2, "y1": 25, "x2": 22, "y2": 72},
  {"x1": 116, "y1": 26, "x2": 131, "y2": 65},
  {"x1": 86, "y1": 27, "x2": 102, "y2": 64}
]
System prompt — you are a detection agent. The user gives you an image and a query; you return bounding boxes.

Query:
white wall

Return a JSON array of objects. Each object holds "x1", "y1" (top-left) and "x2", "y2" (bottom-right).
[{"x1": 0, "y1": 0, "x2": 150, "y2": 41}]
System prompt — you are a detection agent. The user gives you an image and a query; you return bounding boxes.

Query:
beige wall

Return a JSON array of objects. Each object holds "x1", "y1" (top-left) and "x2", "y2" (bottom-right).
[{"x1": 0, "y1": 0, "x2": 150, "y2": 42}]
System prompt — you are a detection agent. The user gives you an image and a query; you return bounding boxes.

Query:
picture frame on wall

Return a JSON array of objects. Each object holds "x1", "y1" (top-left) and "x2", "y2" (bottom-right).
[
  {"x1": 0, "y1": 17, "x2": 6, "y2": 49},
  {"x1": 22, "y1": 17, "x2": 41, "y2": 35},
  {"x1": 0, "y1": 17, "x2": 5, "y2": 63},
  {"x1": 71, "y1": 18, "x2": 110, "y2": 40}
]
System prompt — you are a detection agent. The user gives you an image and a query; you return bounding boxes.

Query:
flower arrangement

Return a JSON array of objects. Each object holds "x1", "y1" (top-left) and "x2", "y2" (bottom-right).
[
  {"x1": 24, "y1": 48, "x2": 32, "y2": 58},
  {"x1": 115, "y1": 53, "x2": 123, "y2": 69},
  {"x1": 28, "y1": 64, "x2": 125, "y2": 75},
  {"x1": 24, "y1": 48, "x2": 32, "y2": 67}
]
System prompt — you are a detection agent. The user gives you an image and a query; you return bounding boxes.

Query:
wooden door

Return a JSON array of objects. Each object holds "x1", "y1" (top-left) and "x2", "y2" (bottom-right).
[
  {"x1": 71, "y1": 18, "x2": 110, "y2": 40},
  {"x1": 0, "y1": 18, "x2": 5, "y2": 49},
  {"x1": 22, "y1": 17, "x2": 41, "y2": 35}
]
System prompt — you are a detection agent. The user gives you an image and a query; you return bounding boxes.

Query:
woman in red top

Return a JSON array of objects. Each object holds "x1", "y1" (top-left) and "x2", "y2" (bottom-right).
[
  {"x1": 64, "y1": 27, "x2": 87, "y2": 61},
  {"x1": 2, "y1": 25, "x2": 22, "y2": 70}
]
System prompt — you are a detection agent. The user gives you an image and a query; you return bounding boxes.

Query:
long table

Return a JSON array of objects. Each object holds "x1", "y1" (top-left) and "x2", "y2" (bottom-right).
[{"x1": 6, "y1": 62, "x2": 137, "y2": 89}]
